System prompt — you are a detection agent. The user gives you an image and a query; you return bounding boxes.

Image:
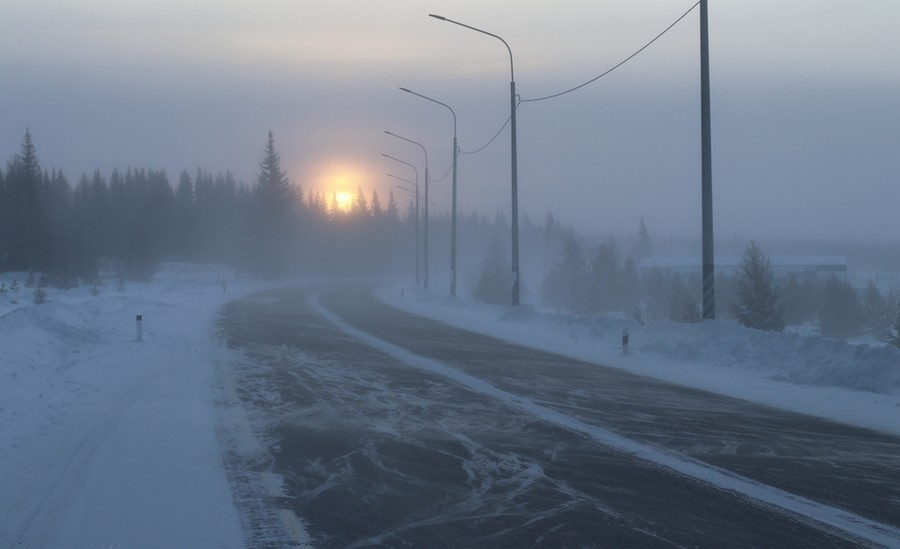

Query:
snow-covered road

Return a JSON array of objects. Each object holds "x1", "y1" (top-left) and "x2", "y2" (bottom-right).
[
  {"x1": 218, "y1": 284, "x2": 900, "y2": 548},
  {"x1": 2, "y1": 266, "x2": 898, "y2": 548}
]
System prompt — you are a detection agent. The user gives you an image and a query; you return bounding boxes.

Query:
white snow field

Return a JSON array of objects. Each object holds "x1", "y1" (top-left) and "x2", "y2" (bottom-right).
[
  {"x1": 0, "y1": 265, "x2": 250, "y2": 548},
  {"x1": 1, "y1": 266, "x2": 898, "y2": 547}
]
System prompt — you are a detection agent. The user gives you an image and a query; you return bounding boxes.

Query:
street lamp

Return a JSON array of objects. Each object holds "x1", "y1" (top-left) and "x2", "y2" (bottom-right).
[
  {"x1": 383, "y1": 154, "x2": 420, "y2": 286},
  {"x1": 386, "y1": 171, "x2": 420, "y2": 286},
  {"x1": 699, "y1": 0, "x2": 715, "y2": 320},
  {"x1": 399, "y1": 87, "x2": 459, "y2": 297},
  {"x1": 384, "y1": 130, "x2": 431, "y2": 290},
  {"x1": 429, "y1": 13, "x2": 519, "y2": 306}
]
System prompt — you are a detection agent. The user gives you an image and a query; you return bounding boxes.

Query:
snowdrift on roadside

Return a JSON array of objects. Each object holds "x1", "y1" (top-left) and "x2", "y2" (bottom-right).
[
  {"x1": 377, "y1": 285, "x2": 900, "y2": 437},
  {"x1": 630, "y1": 320, "x2": 900, "y2": 394}
]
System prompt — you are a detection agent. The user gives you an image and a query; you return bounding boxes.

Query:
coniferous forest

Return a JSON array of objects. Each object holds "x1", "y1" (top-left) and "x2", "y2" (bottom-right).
[
  {"x1": 2, "y1": 129, "x2": 898, "y2": 345},
  {"x1": 0, "y1": 130, "x2": 419, "y2": 284},
  {"x1": 0, "y1": 129, "x2": 558, "y2": 292}
]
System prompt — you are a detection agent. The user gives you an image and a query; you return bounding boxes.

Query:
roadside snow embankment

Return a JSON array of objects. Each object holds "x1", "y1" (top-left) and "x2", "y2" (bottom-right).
[
  {"x1": 377, "y1": 285, "x2": 900, "y2": 436},
  {"x1": 641, "y1": 320, "x2": 900, "y2": 394},
  {"x1": 0, "y1": 300, "x2": 101, "y2": 425},
  {"x1": 0, "y1": 264, "x2": 252, "y2": 548}
]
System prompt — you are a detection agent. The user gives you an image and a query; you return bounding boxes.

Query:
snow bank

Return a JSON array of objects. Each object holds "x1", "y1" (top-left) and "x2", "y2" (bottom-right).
[
  {"x1": 376, "y1": 285, "x2": 900, "y2": 436},
  {"x1": 636, "y1": 320, "x2": 900, "y2": 394},
  {"x1": 0, "y1": 264, "x2": 255, "y2": 548},
  {"x1": 1, "y1": 268, "x2": 896, "y2": 546}
]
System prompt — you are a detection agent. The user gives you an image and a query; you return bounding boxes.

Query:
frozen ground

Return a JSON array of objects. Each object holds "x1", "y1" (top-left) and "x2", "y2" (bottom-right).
[
  {"x1": 0, "y1": 264, "x2": 257, "y2": 548},
  {"x1": 0, "y1": 266, "x2": 897, "y2": 547}
]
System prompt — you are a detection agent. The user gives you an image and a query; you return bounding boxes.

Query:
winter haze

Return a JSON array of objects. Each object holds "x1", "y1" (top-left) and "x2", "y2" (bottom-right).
[
  {"x1": 2, "y1": 0, "x2": 898, "y2": 242},
  {"x1": 3, "y1": 2, "x2": 900, "y2": 546}
]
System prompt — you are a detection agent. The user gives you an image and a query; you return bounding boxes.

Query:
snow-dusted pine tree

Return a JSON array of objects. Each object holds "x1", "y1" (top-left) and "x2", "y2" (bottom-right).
[
  {"x1": 862, "y1": 280, "x2": 892, "y2": 336},
  {"x1": 729, "y1": 241, "x2": 784, "y2": 331},
  {"x1": 473, "y1": 237, "x2": 511, "y2": 306},
  {"x1": 541, "y1": 235, "x2": 588, "y2": 313},
  {"x1": 32, "y1": 287, "x2": 47, "y2": 305}
]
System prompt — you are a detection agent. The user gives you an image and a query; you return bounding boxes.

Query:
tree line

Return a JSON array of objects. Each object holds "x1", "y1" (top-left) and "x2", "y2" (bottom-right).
[
  {"x1": 3, "y1": 129, "x2": 899, "y2": 345},
  {"x1": 0, "y1": 130, "x2": 415, "y2": 285},
  {"x1": 533, "y1": 231, "x2": 900, "y2": 346},
  {"x1": 0, "y1": 129, "x2": 586, "y2": 297}
]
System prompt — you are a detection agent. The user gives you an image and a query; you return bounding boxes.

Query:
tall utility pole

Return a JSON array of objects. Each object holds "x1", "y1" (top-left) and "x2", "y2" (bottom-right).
[
  {"x1": 700, "y1": 0, "x2": 715, "y2": 320},
  {"x1": 510, "y1": 74, "x2": 519, "y2": 307},
  {"x1": 429, "y1": 14, "x2": 519, "y2": 306},
  {"x1": 384, "y1": 160, "x2": 420, "y2": 286},
  {"x1": 451, "y1": 133, "x2": 458, "y2": 297},
  {"x1": 385, "y1": 131, "x2": 430, "y2": 289},
  {"x1": 399, "y1": 88, "x2": 459, "y2": 297}
]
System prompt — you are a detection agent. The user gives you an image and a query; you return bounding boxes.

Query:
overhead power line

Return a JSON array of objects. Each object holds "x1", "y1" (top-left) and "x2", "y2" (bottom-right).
[
  {"x1": 521, "y1": 1, "x2": 700, "y2": 103},
  {"x1": 459, "y1": 114, "x2": 512, "y2": 155},
  {"x1": 454, "y1": 2, "x2": 700, "y2": 155},
  {"x1": 431, "y1": 161, "x2": 454, "y2": 182}
]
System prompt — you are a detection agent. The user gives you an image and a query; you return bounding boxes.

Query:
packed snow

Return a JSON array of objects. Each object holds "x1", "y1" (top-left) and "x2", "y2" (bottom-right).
[
  {"x1": 1, "y1": 265, "x2": 898, "y2": 547},
  {"x1": 0, "y1": 265, "x2": 254, "y2": 548}
]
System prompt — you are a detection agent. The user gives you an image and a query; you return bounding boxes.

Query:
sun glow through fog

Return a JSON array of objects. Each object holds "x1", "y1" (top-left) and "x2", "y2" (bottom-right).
[
  {"x1": 334, "y1": 191, "x2": 353, "y2": 212},
  {"x1": 311, "y1": 161, "x2": 374, "y2": 214}
]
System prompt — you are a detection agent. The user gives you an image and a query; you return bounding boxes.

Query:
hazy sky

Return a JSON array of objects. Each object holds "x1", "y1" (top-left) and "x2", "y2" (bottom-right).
[{"x1": 2, "y1": 1, "x2": 898, "y2": 242}]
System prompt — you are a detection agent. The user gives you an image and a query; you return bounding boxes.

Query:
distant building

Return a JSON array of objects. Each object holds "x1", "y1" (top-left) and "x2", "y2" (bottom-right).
[{"x1": 639, "y1": 256, "x2": 847, "y2": 281}]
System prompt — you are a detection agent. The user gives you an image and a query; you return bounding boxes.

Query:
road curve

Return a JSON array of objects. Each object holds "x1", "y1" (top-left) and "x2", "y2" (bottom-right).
[{"x1": 217, "y1": 284, "x2": 900, "y2": 548}]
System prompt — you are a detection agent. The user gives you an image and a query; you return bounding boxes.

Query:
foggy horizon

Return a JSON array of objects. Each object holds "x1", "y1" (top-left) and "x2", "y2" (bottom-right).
[
  {"x1": 2, "y1": 0, "x2": 898, "y2": 243},
  {"x1": 3, "y1": 3, "x2": 900, "y2": 544}
]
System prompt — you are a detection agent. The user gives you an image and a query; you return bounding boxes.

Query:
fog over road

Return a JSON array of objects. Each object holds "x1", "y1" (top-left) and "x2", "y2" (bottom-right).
[{"x1": 216, "y1": 284, "x2": 900, "y2": 548}]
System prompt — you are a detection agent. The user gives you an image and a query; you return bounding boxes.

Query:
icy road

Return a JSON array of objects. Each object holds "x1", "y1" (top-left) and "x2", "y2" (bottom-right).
[{"x1": 217, "y1": 285, "x2": 900, "y2": 548}]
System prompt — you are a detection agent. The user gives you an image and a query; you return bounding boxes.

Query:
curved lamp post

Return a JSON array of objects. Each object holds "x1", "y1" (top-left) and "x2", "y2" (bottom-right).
[
  {"x1": 385, "y1": 170, "x2": 420, "y2": 286},
  {"x1": 700, "y1": 0, "x2": 715, "y2": 319},
  {"x1": 384, "y1": 130, "x2": 430, "y2": 290},
  {"x1": 429, "y1": 14, "x2": 519, "y2": 306},
  {"x1": 399, "y1": 87, "x2": 459, "y2": 297}
]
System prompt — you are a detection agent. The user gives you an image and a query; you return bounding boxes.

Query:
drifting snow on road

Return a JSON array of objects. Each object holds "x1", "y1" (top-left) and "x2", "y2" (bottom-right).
[
  {"x1": 217, "y1": 285, "x2": 900, "y2": 548},
  {"x1": 2, "y1": 268, "x2": 898, "y2": 548}
]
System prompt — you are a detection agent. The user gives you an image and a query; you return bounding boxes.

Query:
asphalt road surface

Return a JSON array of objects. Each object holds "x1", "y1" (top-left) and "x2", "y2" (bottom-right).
[{"x1": 216, "y1": 284, "x2": 900, "y2": 548}]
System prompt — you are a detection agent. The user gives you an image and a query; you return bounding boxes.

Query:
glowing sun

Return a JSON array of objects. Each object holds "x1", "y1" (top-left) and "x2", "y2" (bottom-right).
[
  {"x1": 311, "y1": 162, "x2": 365, "y2": 213},
  {"x1": 334, "y1": 191, "x2": 353, "y2": 212}
]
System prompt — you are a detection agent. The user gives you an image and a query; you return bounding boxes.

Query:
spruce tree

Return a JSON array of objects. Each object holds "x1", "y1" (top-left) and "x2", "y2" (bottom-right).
[
  {"x1": 173, "y1": 171, "x2": 195, "y2": 259},
  {"x1": 589, "y1": 237, "x2": 619, "y2": 312},
  {"x1": 7, "y1": 130, "x2": 45, "y2": 271},
  {"x1": 730, "y1": 241, "x2": 784, "y2": 331},
  {"x1": 638, "y1": 216, "x2": 652, "y2": 259},
  {"x1": 473, "y1": 237, "x2": 511, "y2": 306},
  {"x1": 370, "y1": 189, "x2": 383, "y2": 219},
  {"x1": 818, "y1": 276, "x2": 864, "y2": 338},
  {"x1": 32, "y1": 287, "x2": 48, "y2": 305},
  {"x1": 620, "y1": 255, "x2": 641, "y2": 315},
  {"x1": 251, "y1": 131, "x2": 295, "y2": 275},
  {"x1": 254, "y1": 131, "x2": 293, "y2": 220},
  {"x1": 541, "y1": 235, "x2": 587, "y2": 313},
  {"x1": 385, "y1": 190, "x2": 399, "y2": 223},
  {"x1": 862, "y1": 280, "x2": 892, "y2": 336},
  {"x1": 352, "y1": 186, "x2": 369, "y2": 217}
]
